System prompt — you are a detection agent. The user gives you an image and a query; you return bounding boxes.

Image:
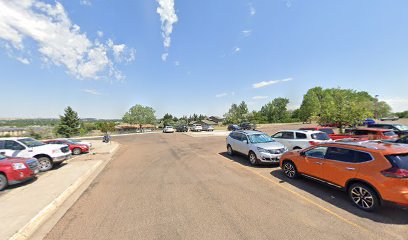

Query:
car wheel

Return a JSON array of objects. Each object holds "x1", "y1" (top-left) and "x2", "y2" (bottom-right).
[
  {"x1": 248, "y1": 151, "x2": 258, "y2": 165},
  {"x1": 72, "y1": 148, "x2": 82, "y2": 155},
  {"x1": 348, "y1": 183, "x2": 380, "y2": 211},
  {"x1": 38, "y1": 157, "x2": 53, "y2": 172},
  {"x1": 283, "y1": 161, "x2": 298, "y2": 179},
  {"x1": 0, "y1": 174, "x2": 8, "y2": 191},
  {"x1": 227, "y1": 145, "x2": 234, "y2": 156}
]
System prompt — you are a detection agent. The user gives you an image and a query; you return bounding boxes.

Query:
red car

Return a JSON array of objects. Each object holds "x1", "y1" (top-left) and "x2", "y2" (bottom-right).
[
  {"x1": 43, "y1": 139, "x2": 90, "y2": 155},
  {"x1": 0, "y1": 154, "x2": 39, "y2": 191}
]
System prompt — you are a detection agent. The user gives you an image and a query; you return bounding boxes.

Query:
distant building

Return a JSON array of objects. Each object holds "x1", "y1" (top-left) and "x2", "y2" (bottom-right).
[
  {"x1": 0, "y1": 127, "x2": 27, "y2": 137},
  {"x1": 208, "y1": 116, "x2": 225, "y2": 125},
  {"x1": 189, "y1": 120, "x2": 217, "y2": 126}
]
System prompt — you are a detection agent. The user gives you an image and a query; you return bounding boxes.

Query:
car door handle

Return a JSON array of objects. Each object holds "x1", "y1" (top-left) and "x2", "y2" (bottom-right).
[
  {"x1": 314, "y1": 162, "x2": 323, "y2": 165},
  {"x1": 346, "y1": 167, "x2": 356, "y2": 171}
]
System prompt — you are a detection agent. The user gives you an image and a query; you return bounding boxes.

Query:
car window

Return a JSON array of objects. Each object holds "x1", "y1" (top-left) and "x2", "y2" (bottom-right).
[
  {"x1": 239, "y1": 134, "x2": 248, "y2": 142},
  {"x1": 325, "y1": 147, "x2": 355, "y2": 163},
  {"x1": 311, "y1": 132, "x2": 330, "y2": 140},
  {"x1": 296, "y1": 132, "x2": 307, "y2": 139},
  {"x1": 282, "y1": 132, "x2": 294, "y2": 139},
  {"x1": 385, "y1": 154, "x2": 408, "y2": 170},
  {"x1": 383, "y1": 131, "x2": 397, "y2": 136},
  {"x1": 5, "y1": 140, "x2": 25, "y2": 150},
  {"x1": 229, "y1": 132, "x2": 238, "y2": 140},
  {"x1": 320, "y1": 128, "x2": 334, "y2": 135},
  {"x1": 355, "y1": 151, "x2": 373, "y2": 163},
  {"x1": 305, "y1": 147, "x2": 328, "y2": 158},
  {"x1": 272, "y1": 132, "x2": 283, "y2": 138},
  {"x1": 0, "y1": 140, "x2": 5, "y2": 149},
  {"x1": 354, "y1": 130, "x2": 368, "y2": 135}
]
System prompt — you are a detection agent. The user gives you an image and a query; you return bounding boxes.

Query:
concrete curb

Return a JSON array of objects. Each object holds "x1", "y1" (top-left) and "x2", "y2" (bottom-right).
[
  {"x1": 9, "y1": 142, "x2": 120, "y2": 240},
  {"x1": 75, "y1": 131, "x2": 158, "y2": 140}
]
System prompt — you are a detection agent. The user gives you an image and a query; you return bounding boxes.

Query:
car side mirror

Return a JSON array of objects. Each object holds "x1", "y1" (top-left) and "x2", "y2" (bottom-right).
[{"x1": 300, "y1": 151, "x2": 306, "y2": 156}]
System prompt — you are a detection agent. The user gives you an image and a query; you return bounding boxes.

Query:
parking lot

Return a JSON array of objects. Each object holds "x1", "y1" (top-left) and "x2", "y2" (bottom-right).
[{"x1": 44, "y1": 129, "x2": 408, "y2": 240}]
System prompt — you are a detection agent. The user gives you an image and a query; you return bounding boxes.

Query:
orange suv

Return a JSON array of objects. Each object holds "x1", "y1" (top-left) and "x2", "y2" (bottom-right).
[{"x1": 280, "y1": 142, "x2": 408, "y2": 211}]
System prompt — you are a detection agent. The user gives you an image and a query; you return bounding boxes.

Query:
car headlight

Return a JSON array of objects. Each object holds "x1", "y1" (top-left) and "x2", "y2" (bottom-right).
[
  {"x1": 257, "y1": 147, "x2": 269, "y2": 153},
  {"x1": 12, "y1": 163, "x2": 27, "y2": 170}
]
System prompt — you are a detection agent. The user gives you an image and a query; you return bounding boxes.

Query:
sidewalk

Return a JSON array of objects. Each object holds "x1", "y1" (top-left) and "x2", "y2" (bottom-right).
[{"x1": 0, "y1": 140, "x2": 119, "y2": 240}]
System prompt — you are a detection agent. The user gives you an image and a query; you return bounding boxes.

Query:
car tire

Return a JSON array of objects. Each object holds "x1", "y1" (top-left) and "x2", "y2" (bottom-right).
[
  {"x1": 282, "y1": 161, "x2": 299, "y2": 179},
  {"x1": 72, "y1": 148, "x2": 82, "y2": 155},
  {"x1": 348, "y1": 183, "x2": 380, "y2": 211},
  {"x1": 248, "y1": 151, "x2": 258, "y2": 166},
  {"x1": 38, "y1": 156, "x2": 53, "y2": 172},
  {"x1": 0, "y1": 174, "x2": 8, "y2": 191},
  {"x1": 227, "y1": 145, "x2": 234, "y2": 156}
]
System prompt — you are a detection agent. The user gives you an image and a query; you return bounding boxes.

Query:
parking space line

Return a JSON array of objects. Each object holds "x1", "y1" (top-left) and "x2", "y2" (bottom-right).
[{"x1": 214, "y1": 153, "x2": 369, "y2": 233}]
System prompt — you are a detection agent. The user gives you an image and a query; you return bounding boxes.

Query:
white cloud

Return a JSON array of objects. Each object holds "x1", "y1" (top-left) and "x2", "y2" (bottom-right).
[
  {"x1": 97, "y1": 31, "x2": 104, "y2": 38},
  {"x1": 242, "y1": 30, "x2": 252, "y2": 37},
  {"x1": 16, "y1": 57, "x2": 30, "y2": 64},
  {"x1": 174, "y1": 60, "x2": 180, "y2": 66},
  {"x1": 249, "y1": 3, "x2": 256, "y2": 16},
  {"x1": 216, "y1": 93, "x2": 228, "y2": 98},
  {"x1": 156, "y1": 0, "x2": 178, "y2": 60},
  {"x1": 80, "y1": 0, "x2": 92, "y2": 6},
  {"x1": 384, "y1": 97, "x2": 408, "y2": 112},
  {"x1": 82, "y1": 89, "x2": 101, "y2": 95},
  {"x1": 285, "y1": 0, "x2": 292, "y2": 8},
  {"x1": 161, "y1": 53, "x2": 169, "y2": 61},
  {"x1": 234, "y1": 47, "x2": 240, "y2": 53},
  {"x1": 252, "y1": 96, "x2": 268, "y2": 100},
  {"x1": 0, "y1": 1, "x2": 135, "y2": 80},
  {"x1": 253, "y1": 78, "x2": 293, "y2": 89}
]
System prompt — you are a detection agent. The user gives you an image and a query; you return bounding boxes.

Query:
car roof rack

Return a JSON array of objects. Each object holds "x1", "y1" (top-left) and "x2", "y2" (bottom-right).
[{"x1": 327, "y1": 141, "x2": 383, "y2": 150}]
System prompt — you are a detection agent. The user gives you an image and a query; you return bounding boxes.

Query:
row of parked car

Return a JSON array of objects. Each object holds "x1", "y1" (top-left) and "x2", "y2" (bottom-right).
[
  {"x1": 226, "y1": 125, "x2": 408, "y2": 212},
  {"x1": 0, "y1": 137, "x2": 92, "y2": 191},
  {"x1": 163, "y1": 124, "x2": 215, "y2": 133}
]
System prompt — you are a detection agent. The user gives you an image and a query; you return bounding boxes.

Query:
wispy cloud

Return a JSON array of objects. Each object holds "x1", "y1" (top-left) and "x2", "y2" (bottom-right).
[
  {"x1": 234, "y1": 47, "x2": 241, "y2": 53},
  {"x1": 285, "y1": 0, "x2": 292, "y2": 8},
  {"x1": 80, "y1": 0, "x2": 92, "y2": 6},
  {"x1": 216, "y1": 93, "x2": 228, "y2": 98},
  {"x1": 16, "y1": 57, "x2": 30, "y2": 65},
  {"x1": 156, "y1": 0, "x2": 178, "y2": 61},
  {"x1": 253, "y1": 78, "x2": 293, "y2": 89},
  {"x1": 249, "y1": 3, "x2": 256, "y2": 16},
  {"x1": 82, "y1": 89, "x2": 101, "y2": 95},
  {"x1": 161, "y1": 53, "x2": 169, "y2": 61},
  {"x1": 174, "y1": 61, "x2": 180, "y2": 66},
  {"x1": 97, "y1": 31, "x2": 104, "y2": 38},
  {"x1": 242, "y1": 30, "x2": 252, "y2": 37},
  {"x1": 0, "y1": 1, "x2": 135, "y2": 80},
  {"x1": 252, "y1": 96, "x2": 268, "y2": 100}
]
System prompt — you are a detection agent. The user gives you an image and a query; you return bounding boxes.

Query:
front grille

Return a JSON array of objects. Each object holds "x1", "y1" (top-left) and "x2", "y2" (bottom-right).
[
  {"x1": 268, "y1": 148, "x2": 286, "y2": 154},
  {"x1": 26, "y1": 159, "x2": 39, "y2": 170},
  {"x1": 61, "y1": 146, "x2": 70, "y2": 153}
]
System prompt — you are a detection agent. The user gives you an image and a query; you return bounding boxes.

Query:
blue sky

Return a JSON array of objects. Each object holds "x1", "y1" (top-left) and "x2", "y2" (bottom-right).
[{"x1": 0, "y1": 0, "x2": 407, "y2": 119}]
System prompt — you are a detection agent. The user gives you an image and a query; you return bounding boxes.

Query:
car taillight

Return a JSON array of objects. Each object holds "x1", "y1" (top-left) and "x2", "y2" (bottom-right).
[
  {"x1": 309, "y1": 141, "x2": 319, "y2": 146},
  {"x1": 381, "y1": 167, "x2": 408, "y2": 178}
]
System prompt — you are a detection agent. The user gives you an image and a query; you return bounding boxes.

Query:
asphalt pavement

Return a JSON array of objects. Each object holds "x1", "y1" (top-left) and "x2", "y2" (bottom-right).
[{"x1": 44, "y1": 133, "x2": 408, "y2": 240}]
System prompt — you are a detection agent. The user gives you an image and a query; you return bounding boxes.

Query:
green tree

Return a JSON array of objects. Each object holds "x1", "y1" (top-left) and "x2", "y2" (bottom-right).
[
  {"x1": 96, "y1": 122, "x2": 117, "y2": 134},
  {"x1": 299, "y1": 87, "x2": 323, "y2": 123},
  {"x1": 162, "y1": 113, "x2": 174, "y2": 127},
  {"x1": 224, "y1": 101, "x2": 249, "y2": 124},
  {"x1": 56, "y1": 106, "x2": 81, "y2": 137},
  {"x1": 123, "y1": 104, "x2": 157, "y2": 130},
  {"x1": 260, "y1": 98, "x2": 290, "y2": 123}
]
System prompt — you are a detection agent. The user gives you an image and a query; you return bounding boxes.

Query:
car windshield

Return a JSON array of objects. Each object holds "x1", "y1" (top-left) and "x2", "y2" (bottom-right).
[
  {"x1": 248, "y1": 134, "x2": 274, "y2": 143},
  {"x1": 385, "y1": 154, "x2": 408, "y2": 170},
  {"x1": 0, "y1": 154, "x2": 6, "y2": 160},
  {"x1": 311, "y1": 133, "x2": 330, "y2": 140},
  {"x1": 320, "y1": 129, "x2": 334, "y2": 135},
  {"x1": 18, "y1": 138, "x2": 45, "y2": 147},
  {"x1": 394, "y1": 124, "x2": 408, "y2": 131}
]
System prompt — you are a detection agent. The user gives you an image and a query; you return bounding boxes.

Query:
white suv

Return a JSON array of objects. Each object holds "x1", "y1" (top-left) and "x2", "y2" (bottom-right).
[
  {"x1": 0, "y1": 137, "x2": 71, "y2": 172},
  {"x1": 271, "y1": 130, "x2": 332, "y2": 150},
  {"x1": 226, "y1": 130, "x2": 287, "y2": 165},
  {"x1": 190, "y1": 124, "x2": 203, "y2": 132}
]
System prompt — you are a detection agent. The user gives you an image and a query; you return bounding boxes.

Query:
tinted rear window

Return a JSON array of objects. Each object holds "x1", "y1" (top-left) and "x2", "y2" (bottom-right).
[
  {"x1": 383, "y1": 131, "x2": 397, "y2": 136},
  {"x1": 311, "y1": 132, "x2": 330, "y2": 140},
  {"x1": 296, "y1": 133, "x2": 307, "y2": 139},
  {"x1": 320, "y1": 129, "x2": 334, "y2": 135},
  {"x1": 385, "y1": 154, "x2": 408, "y2": 170}
]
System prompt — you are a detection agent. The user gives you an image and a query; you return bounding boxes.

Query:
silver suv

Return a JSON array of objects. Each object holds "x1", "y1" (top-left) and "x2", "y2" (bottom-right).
[{"x1": 226, "y1": 130, "x2": 287, "y2": 165}]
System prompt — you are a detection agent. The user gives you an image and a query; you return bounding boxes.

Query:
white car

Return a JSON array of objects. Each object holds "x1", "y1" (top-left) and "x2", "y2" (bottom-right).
[
  {"x1": 271, "y1": 130, "x2": 332, "y2": 150},
  {"x1": 0, "y1": 137, "x2": 71, "y2": 172},
  {"x1": 163, "y1": 126, "x2": 175, "y2": 133},
  {"x1": 202, "y1": 125, "x2": 214, "y2": 131},
  {"x1": 226, "y1": 130, "x2": 287, "y2": 165},
  {"x1": 190, "y1": 124, "x2": 203, "y2": 132}
]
